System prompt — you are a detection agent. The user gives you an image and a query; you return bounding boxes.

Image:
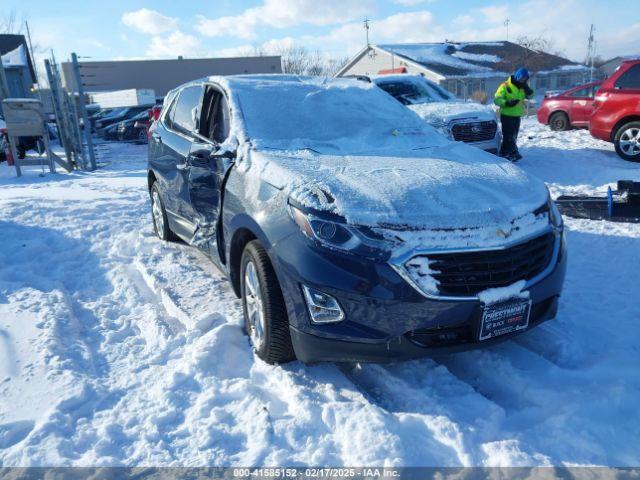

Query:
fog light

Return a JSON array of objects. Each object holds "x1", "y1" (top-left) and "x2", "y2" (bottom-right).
[{"x1": 302, "y1": 285, "x2": 345, "y2": 324}]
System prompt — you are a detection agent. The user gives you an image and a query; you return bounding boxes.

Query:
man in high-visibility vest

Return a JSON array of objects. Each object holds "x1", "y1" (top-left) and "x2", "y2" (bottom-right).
[{"x1": 494, "y1": 67, "x2": 534, "y2": 161}]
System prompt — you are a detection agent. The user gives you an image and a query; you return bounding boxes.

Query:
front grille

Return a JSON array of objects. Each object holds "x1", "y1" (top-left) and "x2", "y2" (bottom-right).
[
  {"x1": 412, "y1": 232, "x2": 555, "y2": 297},
  {"x1": 451, "y1": 120, "x2": 497, "y2": 143}
]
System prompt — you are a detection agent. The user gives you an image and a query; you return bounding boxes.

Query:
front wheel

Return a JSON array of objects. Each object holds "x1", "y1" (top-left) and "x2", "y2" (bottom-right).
[
  {"x1": 549, "y1": 112, "x2": 569, "y2": 131},
  {"x1": 150, "y1": 182, "x2": 176, "y2": 241},
  {"x1": 241, "y1": 241, "x2": 295, "y2": 364},
  {"x1": 614, "y1": 121, "x2": 640, "y2": 162}
]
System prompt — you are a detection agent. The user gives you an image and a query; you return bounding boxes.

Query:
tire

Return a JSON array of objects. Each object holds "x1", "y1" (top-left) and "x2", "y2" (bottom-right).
[
  {"x1": 614, "y1": 121, "x2": 640, "y2": 162},
  {"x1": 137, "y1": 129, "x2": 148, "y2": 143},
  {"x1": 549, "y1": 112, "x2": 569, "y2": 131},
  {"x1": 150, "y1": 182, "x2": 176, "y2": 241},
  {"x1": 241, "y1": 240, "x2": 295, "y2": 364}
]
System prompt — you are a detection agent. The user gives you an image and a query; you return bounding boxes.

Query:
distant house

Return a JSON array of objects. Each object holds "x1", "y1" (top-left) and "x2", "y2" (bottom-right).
[
  {"x1": 597, "y1": 55, "x2": 640, "y2": 78},
  {"x1": 61, "y1": 56, "x2": 282, "y2": 97},
  {"x1": 337, "y1": 41, "x2": 590, "y2": 100},
  {"x1": 0, "y1": 34, "x2": 37, "y2": 98}
]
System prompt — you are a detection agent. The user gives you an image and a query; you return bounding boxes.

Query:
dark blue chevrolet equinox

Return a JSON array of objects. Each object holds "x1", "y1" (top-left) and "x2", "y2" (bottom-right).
[{"x1": 147, "y1": 75, "x2": 567, "y2": 364}]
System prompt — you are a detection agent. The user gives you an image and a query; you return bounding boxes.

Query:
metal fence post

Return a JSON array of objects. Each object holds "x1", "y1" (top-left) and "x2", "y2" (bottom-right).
[{"x1": 71, "y1": 53, "x2": 96, "y2": 170}]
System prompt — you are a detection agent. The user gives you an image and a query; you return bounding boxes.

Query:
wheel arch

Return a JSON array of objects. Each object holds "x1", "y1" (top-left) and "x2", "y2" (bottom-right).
[
  {"x1": 549, "y1": 109, "x2": 569, "y2": 123},
  {"x1": 611, "y1": 116, "x2": 640, "y2": 142},
  {"x1": 147, "y1": 169, "x2": 157, "y2": 194}
]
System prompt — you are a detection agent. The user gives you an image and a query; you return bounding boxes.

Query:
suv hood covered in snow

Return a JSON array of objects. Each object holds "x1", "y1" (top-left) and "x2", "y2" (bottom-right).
[
  {"x1": 408, "y1": 101, "x2": 497, "y2": 125},
  {"x1": 250, "y1": 143, "x2": 548, "y2": 232}
]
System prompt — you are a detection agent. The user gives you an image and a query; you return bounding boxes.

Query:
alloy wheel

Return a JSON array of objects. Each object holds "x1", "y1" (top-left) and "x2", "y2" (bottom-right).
[
  {"x1": 244, "y1": 260, "x2": 266, "y2": 350},
  {"x1": 619, "y1": 127, "x2": 640, "y2": 157},
  {"x1": 152, "y1": 189, "x2": 165, "y2": 237}
]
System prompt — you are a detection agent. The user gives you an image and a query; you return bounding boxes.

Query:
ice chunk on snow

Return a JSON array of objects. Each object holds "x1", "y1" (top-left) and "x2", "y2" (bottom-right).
[{"x1": 477, "y1": 280, "x2": 529, "y2": 305}]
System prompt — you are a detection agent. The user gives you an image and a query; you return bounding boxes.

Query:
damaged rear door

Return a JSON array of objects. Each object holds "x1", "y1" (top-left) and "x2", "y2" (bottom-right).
[{"x1": 186, "y1": 85, "x2": 235, "y2": 259}]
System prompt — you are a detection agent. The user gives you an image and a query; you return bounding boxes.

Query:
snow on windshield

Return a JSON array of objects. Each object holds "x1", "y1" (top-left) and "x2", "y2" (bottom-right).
[
  {"x1": 375, "y1": 76, "x2": 455, "y2": 105},
  {"x1": 228, "y1": 77, "x2": 446, "y2": 154}
]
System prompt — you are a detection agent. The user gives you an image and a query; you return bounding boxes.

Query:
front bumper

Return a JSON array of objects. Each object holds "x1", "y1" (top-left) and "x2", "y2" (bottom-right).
[
  {"x1": 290, "y1": 295, "x2": 558, "y2": 362},
  {"x1": 274, "y1": 230, "x2": 567, "y2": 363}
]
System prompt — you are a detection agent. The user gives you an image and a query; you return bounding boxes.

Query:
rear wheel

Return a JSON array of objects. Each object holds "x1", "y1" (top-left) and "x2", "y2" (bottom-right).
[
  {"x1": 549, "y1": 112, "x2": 569, "y2": 131},
  {"x1": 241, "y1": 240, "x2": 295, "y2": 364},
  {"x1": 150, "y1": 182, "x2": 176, "y2": 241},
  {"x1": 614, "y1": 121, "x2": 640, "y2": 162}
]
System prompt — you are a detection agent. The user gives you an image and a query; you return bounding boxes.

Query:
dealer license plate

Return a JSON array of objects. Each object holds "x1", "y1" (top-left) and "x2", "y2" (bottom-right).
[{"x1": 479, "y1": 299, "x2": 532, "y2": 341}]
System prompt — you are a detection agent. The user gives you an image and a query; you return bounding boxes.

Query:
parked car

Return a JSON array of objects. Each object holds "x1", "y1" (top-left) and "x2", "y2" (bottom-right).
[
  {"x1": 537, "y1": 82, "x2": 601, "y2": 130},
  {"x1": 590, "y1": 59, "x2": 640, "y2": 161},
  {"x1": 95, "y1": 106, "x2": 150, "y2": 135},
  {"x1": 371, "y1": 75, "x2": 502, "y2": 154},
  {"x1": 87, "y1": 108, "x2": 116, "y2": 130},
  {"x1": 147, "y1": 76, "x2": 566, "y2": 364},
  {"x1": 104, "y1": 111, "x2": 149, "y2": 143}
]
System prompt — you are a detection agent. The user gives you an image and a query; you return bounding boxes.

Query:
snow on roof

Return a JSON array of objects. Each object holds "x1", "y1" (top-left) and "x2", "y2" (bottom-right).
[
  {"x1": 1, "y1": 44, "x2": 28, "y2": 67},
  {"x1": 375, "y1": 41, "x2": 588, "y2": 78}
]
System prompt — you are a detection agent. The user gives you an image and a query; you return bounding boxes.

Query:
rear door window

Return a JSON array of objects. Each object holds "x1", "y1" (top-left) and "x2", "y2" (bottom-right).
[
  {"x1": 172, "y1": 85, "x2": 203, "y2": 134},
  {"x1": 615, "y1": 64, "x2": 640, "y2": 89}
]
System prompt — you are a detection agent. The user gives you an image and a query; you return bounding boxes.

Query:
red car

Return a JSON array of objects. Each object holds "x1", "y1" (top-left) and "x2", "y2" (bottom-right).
[
  {"x1": 590, "y1": 59, "x2": 640, "y2": 161},
  {"x1": 537, "y1": 82, "x2": 601, "y2": 131}
]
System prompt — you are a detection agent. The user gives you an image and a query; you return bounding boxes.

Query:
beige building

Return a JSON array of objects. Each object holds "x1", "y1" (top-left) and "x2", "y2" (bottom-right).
[
  {"x1": 62, "y1": 56, "x2": 282, "y2": 97},
  {"x1": 337, "y1": 41, "x2": 590, "y2": 100}
]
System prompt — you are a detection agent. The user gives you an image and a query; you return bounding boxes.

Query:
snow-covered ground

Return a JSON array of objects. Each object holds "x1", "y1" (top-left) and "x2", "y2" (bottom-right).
[{"x1": 0, "y1": 119, "x2": 639, "y2": 466}]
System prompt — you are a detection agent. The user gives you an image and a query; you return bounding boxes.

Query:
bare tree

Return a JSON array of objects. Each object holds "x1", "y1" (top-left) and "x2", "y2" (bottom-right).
[
  {"x1": 516, "y1": 35, "x2": 552, "y2": 53},
  {"x1": 1, "y1": 9, "x2": 24, "y2": 34},
  {"x1": 237, "y1": 42, "x2": 348, "y2": 77}
]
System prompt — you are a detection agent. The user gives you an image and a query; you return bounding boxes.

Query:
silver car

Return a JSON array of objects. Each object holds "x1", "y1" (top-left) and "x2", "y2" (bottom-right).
[{"x1": 373, "y1": 74, "x2": 502, "y2": 154}]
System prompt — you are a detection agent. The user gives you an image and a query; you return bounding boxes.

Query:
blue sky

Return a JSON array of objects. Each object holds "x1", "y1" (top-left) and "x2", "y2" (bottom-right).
[{"x1": 5, "y1": 0, "x2": 638, "y2": 65}]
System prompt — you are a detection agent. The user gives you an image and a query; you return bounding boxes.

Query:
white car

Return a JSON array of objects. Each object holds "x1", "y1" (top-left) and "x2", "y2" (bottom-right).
[{"x1": 372, "y1": 75, "x2": 501, "y2": 154}]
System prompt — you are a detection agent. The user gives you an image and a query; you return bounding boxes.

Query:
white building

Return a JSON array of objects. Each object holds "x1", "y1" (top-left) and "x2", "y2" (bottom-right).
[{"x1": 337, "y1": 41, "x2": 591, "y2": 100}]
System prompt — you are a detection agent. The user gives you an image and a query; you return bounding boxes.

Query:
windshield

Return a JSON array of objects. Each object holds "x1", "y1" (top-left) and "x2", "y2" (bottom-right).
[
  {"x1": 234, "y1": 78, "x2": 448, "y2": 154},
  {"x1": 376, "y1": 78, "x2": 455, "y2": 105}
]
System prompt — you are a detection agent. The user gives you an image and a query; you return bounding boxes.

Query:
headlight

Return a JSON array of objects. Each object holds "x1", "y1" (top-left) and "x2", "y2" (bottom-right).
[
  {"x1": 430, "y1": 121, "x2": 451, "y2": 139},
  {"x1": 288, "y1": 203, "x2": 392, "y2": 259},
  {"x1": 547, "y1": 191, "x2": 563, "y2": 229}
]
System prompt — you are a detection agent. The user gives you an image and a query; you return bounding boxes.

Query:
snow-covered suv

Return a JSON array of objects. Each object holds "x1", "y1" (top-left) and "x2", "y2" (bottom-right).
[
  {"x1": 147, "y1": 75, "x2": 566, "y2": 364},
  {"x1": 372, "y1": 75, "x2": 502, "y2": 154}
]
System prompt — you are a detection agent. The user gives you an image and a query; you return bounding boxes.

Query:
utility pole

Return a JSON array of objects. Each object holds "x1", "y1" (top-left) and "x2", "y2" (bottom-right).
[
  {"x1": 586, "y1": 24, "x2": 596, "y2": 83},
  {"x1": 504, "y1": 19, "x2": 510, "y2": 42},
  {"x1": 364, "y1": 18, "x2": 370, "y2": 46}
]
